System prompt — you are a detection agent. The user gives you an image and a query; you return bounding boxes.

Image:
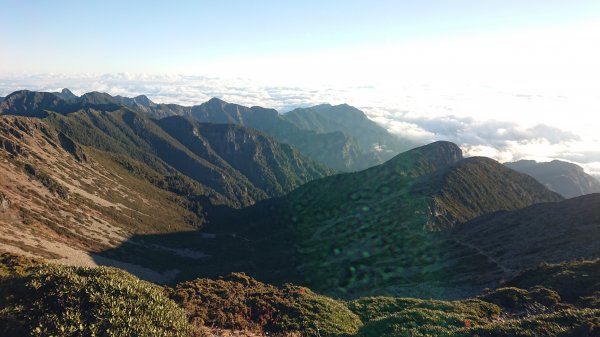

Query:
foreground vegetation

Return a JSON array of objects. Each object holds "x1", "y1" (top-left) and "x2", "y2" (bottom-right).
[{"x1": 0, "y1": 252, "x2": 598, "y2": 336}]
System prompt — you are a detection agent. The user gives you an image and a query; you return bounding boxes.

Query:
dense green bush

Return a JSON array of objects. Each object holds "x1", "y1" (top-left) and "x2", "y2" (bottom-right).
[
  {"x1": 0, "y1": 252, "x2": 39, "y2": 278},
  {"x1": 452, "y1": 308, "x2": 600, "y2": 337},
  {"x1": 347, "y1": 296, "x2": 500, "y2": 322},
  {"x1": 356, "y1": 307, "x2": 600, "y2": 337},
  {"x1": 169, "y1": 272, "x2": 362, "y2": 336},
  {"x1": 356, "y1": 308, "x2": 472, "y2": 337},
  {"x1": 350, "y1": 297, "x2": 500, "y2": 337},
  {"x1": 0, "y1": 264, "x2": 193, "y2": 337},
  {"x1": 507, "y1": 259, "x2": 600, "y2": 304},
  {"x1": 481, "y1": 286, "x2": 563, "y2": 315}
]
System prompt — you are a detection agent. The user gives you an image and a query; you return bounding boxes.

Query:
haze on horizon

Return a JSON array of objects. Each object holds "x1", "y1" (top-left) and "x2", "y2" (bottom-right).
[{"x1": 1, "y1": 1, "x2": 600, "y2": 176}]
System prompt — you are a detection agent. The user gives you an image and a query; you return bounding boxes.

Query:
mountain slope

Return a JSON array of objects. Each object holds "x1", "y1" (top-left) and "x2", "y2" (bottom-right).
[
  {"x1": 428, "y1": 157, "x2": 566, "y2": 229},
  {"x1": 156, "y1": 116, "x2": 334, "y2": 196},
  {"x1": 451, "y1": 193, "x2": 600, "y2": 272},
  {"x1": 0, "y1": 115, "x2": 208, "y2": 281},
  {"x1": 0, "y1": 97, "x2": 333, "y2": 281},
  {"x1": 505, "y1": 159, "x2": 600, "y2": 198},
  {"x1": 115, "y1": 141, "x2": 563, "y2": 298},
  {"x1": 45, "y1": 108, "x2": 265, "y2": 207}
]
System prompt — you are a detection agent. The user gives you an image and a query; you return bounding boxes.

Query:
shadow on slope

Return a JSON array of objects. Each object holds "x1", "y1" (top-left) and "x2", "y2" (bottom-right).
[{"x1": 92, "y1": 142, "x2": 569, "y2": 299}]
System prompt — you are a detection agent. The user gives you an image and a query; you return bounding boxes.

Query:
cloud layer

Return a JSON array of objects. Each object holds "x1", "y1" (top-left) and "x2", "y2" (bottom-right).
[{"x1": 1, "y1": 73, "x2": 599, "y2": 178}]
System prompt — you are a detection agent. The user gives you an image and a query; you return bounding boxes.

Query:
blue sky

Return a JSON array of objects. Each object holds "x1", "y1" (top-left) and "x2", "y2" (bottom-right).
[
  {"x1": 2, "y1": 1, "x2": 600, "y2": 175},
  {"x1": 2, "y1": 1, "x2": 599, "y2": 74}
]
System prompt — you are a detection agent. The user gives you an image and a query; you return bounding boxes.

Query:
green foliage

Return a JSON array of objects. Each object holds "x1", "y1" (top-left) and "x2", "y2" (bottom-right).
[
  {"x1": 0, "y1": 264, "x2": 193, "y2": 337},
  {"x1": 278, "y1": 284, "x2": 363, "y2": 336},
  {"x1": 354, "y1": 303, "x2": 600, "y2": 337},
  {"x1": 348, "y1": 296, "x2": 500, "y2": 323},
  {"x1": 481, "y1": 287, "x2": 562, "y2": 314},
  {"x1": 0, "y1": 252, "x2": 40, "y2": 278},
  {"x1": 349, "y1": 297, "x2": 499, "y2": 337},
  {"x1": 169, "y1": 272, "x2": 362, "y2": 336},
  {"x1": 451, "y1": 308, "x2": 600, "y2": 337},
  {"x1": 206, "y1": 142, "x2": 564, "y2": 298},
  {"x1": 507, "y1": 259, "x2": 600, "y2": 304},
  {"x1": 356, "y1": 308, "x2": 474, "y2": 337}
]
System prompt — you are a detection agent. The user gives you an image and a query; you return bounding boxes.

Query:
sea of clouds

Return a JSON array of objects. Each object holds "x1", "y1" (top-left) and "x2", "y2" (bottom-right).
[{"x1": 1, "y1": 73, "x2": 599, "y2": 178}]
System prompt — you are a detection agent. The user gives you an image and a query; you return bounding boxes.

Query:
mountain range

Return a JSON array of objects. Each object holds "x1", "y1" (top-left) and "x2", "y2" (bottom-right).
[
  {"x1": 1, "y1": 89, "x2": 413, "y2": 171},
  {"x1": 1, "y1": 89, "x2": 600, "y2": 335},
  {"x1": 2, "y1": 89, "x2": 599, "y2": 296}
]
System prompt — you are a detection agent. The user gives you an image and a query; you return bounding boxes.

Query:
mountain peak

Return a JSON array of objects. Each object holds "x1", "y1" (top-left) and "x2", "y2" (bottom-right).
[
  {"x1": 383, "y1": 141, "x2": 463, "y2": 176},
  {"x1": 417, "y1": 140, "x2": 462, "y2": 155},
  {"x1": 207, "y1": 97, "x2": 226, "y2": 105},
  {"x1": 133, "y1": 95, "x2": 154, "y2": 107},
  {"x1": 54, "y1": 88, "x2": 78, "y2": 101},
  {"x1": 61, "y1": 88, "x2": 74, "y2": 95}
]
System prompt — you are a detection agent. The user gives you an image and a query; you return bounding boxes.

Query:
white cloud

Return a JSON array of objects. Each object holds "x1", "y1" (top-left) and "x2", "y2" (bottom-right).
[{"x1": 0, "y1": 72, "x2": 599, "y2": 179}]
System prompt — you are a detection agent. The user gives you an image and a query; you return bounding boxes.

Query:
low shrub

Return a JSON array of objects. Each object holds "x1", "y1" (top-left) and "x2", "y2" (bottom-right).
[
  {"x1": 356, "y1": 308, "x2": 472, "y2": 337},
  {"x1": 452, "y1": 308, "x2": 600, "y2": 337},
  {"x1": 481, "y1": 286, "x2": 563, "y2": 316},
  {"x1": 347, "y1": 296, "x2": 500, "y2": 322},
  {"x1": 507, "y1": 259, "x2": 600, "y2": 304},
  {"x1": 169, "y1": 272, "x2": 362, "y2": 336},
  {"x1": 0, "y1": 252, "x2": 40, "y2": 278},
  {"x1": 0, "y1": 264, "x2": 193, "y2": 337}
]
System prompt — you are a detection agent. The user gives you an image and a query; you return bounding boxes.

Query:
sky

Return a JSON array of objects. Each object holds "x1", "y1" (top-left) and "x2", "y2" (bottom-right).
[{"x1": 1, "y1": 1, "x2": 600, "y2": 176}]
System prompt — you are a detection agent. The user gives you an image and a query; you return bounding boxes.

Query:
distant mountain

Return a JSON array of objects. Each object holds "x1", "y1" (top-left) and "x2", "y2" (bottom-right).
[
  {"x1": 188, "y1": 97, "x2": 374, "y2": 171},
  {"x1": 0, "y1": 89, "x2": 414, "y2": 171},
  {"x1": 505, "y1": 159, "x2": 600, "y2": 198},
  {"x1": 283, "y1": 104, "x2": 414, "y2": 166},
  {"x1": 152, "y1": 141, "x2": 563, "y2": 298},
  {"x1": 0, "y1": 90, "x2": 78, "y2": 117}
]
